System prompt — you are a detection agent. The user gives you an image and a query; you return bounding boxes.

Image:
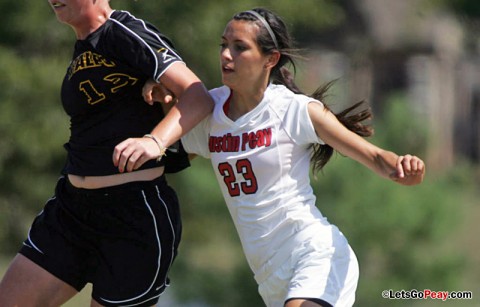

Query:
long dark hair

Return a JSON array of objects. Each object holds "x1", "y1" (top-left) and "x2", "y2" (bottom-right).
[{"x1": 233, "y1": 8, "x2": 374, "y2": 173}]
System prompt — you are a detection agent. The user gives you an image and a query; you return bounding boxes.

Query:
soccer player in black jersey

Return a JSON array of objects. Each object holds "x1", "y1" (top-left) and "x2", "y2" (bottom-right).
[{"x1": 0, "y1": 1, "x2": 213, "y2": 306}]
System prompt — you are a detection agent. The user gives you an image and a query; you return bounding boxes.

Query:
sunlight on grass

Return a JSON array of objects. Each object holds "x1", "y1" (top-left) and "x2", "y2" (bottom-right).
[{"x1": 63, "y1": 284, "x2": 92, "y2": 307}]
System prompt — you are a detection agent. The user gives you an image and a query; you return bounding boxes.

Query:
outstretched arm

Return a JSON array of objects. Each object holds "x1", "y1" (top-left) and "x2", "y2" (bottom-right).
[
  {"x1": 308, "y1": 102, "x2": 425, "y2": 186},
  {"x1": 113, "y1": 62, "x2": 213, "y2": 173}
]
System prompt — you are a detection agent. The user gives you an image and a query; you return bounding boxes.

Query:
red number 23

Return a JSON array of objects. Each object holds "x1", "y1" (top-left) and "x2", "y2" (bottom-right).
[{"x1": 218, "y1": 159, "x2": 258, "y2": 197}]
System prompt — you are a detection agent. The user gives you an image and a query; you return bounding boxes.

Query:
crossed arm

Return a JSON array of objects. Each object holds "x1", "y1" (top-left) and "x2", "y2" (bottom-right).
[{"x1": 113, "y1": 62, "x2": 213, "y2": 173}]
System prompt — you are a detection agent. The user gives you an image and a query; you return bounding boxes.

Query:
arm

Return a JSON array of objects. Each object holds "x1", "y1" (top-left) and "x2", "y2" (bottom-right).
[
  {"x1": 152, "y1": 62, "x2": 213, "y2": 147},
  {"x1": 308, "y1": 102, "x2": 425, "y2": 186},
  {"x1": 113, "y1": 62, "x2": 213, "y2": 172}
]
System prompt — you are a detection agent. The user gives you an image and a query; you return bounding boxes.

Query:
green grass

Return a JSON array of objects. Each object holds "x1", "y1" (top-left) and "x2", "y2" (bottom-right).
[{"x1": 63, "y1": 285, "x2": 92, "y2": 307}]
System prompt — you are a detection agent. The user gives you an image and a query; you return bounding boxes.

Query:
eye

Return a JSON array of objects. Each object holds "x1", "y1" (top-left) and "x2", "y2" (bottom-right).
[{"x1": 234, "y1": 44, "x2": 247, "y2": 52}]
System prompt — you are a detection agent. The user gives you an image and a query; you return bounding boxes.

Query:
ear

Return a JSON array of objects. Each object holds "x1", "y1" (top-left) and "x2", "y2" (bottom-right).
[{"x1": 265, "y1": 51, "x2": 280, "y2": 69}]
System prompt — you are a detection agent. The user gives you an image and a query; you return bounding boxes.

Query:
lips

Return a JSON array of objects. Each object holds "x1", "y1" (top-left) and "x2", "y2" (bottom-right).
[
  {"x1": 50, "y1": 1, "x2": 66, "y2": 8},
  {"x1": 222, "y1": 65, "x2": 234, "y2": 73}
]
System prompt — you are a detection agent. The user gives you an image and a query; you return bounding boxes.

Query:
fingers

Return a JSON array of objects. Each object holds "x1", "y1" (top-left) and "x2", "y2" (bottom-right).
[
  {"x1": 142, "y1": 80, "x2": 157, "y2": 105},
  {"x1": 395, "y1": 156, "x2": 406, "y2": 179},
  {"x1": 113, "y1": 138, "x2": 158, "y2": 173},
  {"x1": 401, "y1": 155, "x2": 425, "y2": 175},
  {"x1": 153, "y1": 87, "x2": 174, "y2": 104},
  {"x1": 142, "y1": 79, "x2": 176, "y2": 105},
  {"x1": 113, "y1": 140, "x2": 128, "y2": 168},
  {"x1": 113, "y1": 139, "x2": 137, "y2": 173},
  {"x1": 392, "y1": 154, "x2": 425, "y2": 182}
]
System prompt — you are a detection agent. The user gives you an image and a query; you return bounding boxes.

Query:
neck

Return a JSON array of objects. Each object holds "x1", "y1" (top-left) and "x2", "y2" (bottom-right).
[
  {"x1": 227, "y1": 83, "x2": 269, "y2": 120},
  {"x1": 73, "y1": 5, "x2": 113, "y2": 40}
]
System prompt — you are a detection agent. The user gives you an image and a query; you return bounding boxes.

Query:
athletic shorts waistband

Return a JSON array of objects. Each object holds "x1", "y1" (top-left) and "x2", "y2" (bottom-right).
[{"x1": 63, "y1": 174, "x2": 167, "y2": 197}]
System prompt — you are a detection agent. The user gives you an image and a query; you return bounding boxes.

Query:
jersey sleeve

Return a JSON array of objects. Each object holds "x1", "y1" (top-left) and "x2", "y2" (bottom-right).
[
  {"x1": 181, "y1": 116, "x2": 211, "y2": 159},
  {"x1": 109, "y1": 14, "x2": 184, "y2": 81},
  {"x1": 283, "y1": 96, "x2": 326, "y2": 145}
]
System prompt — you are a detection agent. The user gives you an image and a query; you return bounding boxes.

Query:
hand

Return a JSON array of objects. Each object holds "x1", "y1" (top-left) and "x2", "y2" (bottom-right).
[
  {"x1": 113, "y1": 137, "x2": 163, "y2": 173},
  {"x1": 389, "y1": 154, "x2": 425, "y2": 186},
  {"x1": 143, "y1": 79, "x2": 176, "y2": 105}
]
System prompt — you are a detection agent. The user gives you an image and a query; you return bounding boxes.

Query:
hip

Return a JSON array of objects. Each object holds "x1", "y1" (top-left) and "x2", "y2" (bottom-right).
[
  {"x1": 252, "y1": 221, "x2": 349, "y2": 284},
  {"x1": 45, "y1": 174, "x2": 182, "y2": 239}
]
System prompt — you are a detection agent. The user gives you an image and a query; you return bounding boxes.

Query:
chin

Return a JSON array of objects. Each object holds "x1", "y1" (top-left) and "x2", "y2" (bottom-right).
[{"x1": 221, "y1": 76, "x2": 234, "y2": 88}]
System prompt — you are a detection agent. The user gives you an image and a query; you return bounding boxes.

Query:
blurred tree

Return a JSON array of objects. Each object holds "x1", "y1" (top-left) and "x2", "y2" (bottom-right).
[
  {"x1": 112, "y1": 0, "x2": 345, "y2": 88},
  {"x1": 313, "y1": 95, "x2": 468, "y2": 306},
  {"x1": 0, "y1": 46, "x2": 69, "y2": 253},
  {"x1": 0, "y1": 0, "x2": 477, "y2": 306},
  {"x1": 0, "y1": 1, "x2": 71, "y2": 54}
]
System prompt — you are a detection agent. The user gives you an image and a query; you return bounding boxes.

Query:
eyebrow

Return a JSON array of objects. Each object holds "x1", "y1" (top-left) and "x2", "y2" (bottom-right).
[{"x1": 221, "y1": 36, "x2": 247, "y2": 44}]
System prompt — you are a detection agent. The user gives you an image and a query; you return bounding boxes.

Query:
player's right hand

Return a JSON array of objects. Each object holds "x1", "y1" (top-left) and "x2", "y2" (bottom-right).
[{"x1": 142, "y1": 79, "x2": 176, "y2": 105}]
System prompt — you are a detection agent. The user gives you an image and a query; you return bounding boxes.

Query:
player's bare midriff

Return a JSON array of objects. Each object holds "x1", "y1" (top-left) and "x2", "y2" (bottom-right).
[{"x1": 68, "y1": 166, "x2": 165, "y2": 189}]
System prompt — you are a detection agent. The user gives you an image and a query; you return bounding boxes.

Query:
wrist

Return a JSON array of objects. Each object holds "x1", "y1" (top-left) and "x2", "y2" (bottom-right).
[{"x1": 143, "y1": 134, "x2": 167, "y2": 162}]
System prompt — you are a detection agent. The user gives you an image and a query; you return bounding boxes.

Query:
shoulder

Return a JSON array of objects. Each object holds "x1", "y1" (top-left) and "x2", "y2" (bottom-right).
[
  {"x1": 107, "y1": 10, "x2": 169, "y2": 43},
  {"x1": 108, "y1": 10, "x2": 139, "y2": 33},
  {"x1": 102, "y1": 11, "x2": 145, "y2": 45},
  {"x1": 267, "y1": 84, "x2": 325, "y2": 144},
  {"x1": 267, "y1": 84, "x2": 321, "y2": 115},
  {"x1": 109, "y1": 10, "x2": 146, "y2": 30},
  {"x1": 104, "y1": 10, "x2": 178, "y2": 55},
  {"x1": 269, "y1": 84, "x2": 317, "y2": 103}
]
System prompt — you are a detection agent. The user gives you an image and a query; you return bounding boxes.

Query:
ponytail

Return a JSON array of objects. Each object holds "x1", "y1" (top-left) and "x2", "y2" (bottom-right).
[
  {"x1": 309, "y1": 81, "x2": 373, "y2": 174},
  {"x1": 276, "y1": 72, "x2": 373, "y2": 174}
]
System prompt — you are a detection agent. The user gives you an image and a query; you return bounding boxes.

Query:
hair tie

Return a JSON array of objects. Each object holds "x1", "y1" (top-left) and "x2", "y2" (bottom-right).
[{"x1": 245, "y1": 10, "x2": 279, "y2": 50}]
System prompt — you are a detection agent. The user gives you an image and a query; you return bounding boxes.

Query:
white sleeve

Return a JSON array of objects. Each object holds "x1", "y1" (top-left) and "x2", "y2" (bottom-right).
[
  {"x1": 182, "y1": 86, "x2": 231, "y2": 158},
  {"x1": 283, "y1": 96, "x2": 325, "y2": 145},
  {"x1": 181, "y1": 116, "x2": 211, "y2": 158}
]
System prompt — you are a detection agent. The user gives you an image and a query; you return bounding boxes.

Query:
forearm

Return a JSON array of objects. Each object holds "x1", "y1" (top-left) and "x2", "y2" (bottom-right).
[
  {"x1": 371, "y1": 149, "x2": 399, "y2": 179},
  {"x1": 150, "y1": 81, "x2": 213, "y2": 147}
]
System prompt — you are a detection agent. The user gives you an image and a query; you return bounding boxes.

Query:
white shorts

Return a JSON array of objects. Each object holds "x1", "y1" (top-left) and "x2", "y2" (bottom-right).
[{"x1": 257, "y1": 226, "x2": 359, "y2": 307}]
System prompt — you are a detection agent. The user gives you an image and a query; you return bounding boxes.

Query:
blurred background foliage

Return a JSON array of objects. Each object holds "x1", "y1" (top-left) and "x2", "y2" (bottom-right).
[{"x1": 0, "y1": 0, "x2": 479, "y2": 306}]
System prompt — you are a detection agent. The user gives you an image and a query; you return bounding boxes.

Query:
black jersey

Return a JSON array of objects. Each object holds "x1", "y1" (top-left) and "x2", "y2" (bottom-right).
[{"x1": 61, "y1": 10, "x2": 189, "y2": 176}]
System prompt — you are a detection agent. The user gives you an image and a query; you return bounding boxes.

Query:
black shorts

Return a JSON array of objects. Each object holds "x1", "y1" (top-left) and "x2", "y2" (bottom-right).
[{"x1": 19, "y1": 175, "x2": 182, "y2": 307}]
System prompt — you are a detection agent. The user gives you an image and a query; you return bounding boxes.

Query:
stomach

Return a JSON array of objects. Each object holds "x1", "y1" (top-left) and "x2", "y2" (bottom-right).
[{"x1": 68, "y1": 166, "x2": 165, "y2": 189}]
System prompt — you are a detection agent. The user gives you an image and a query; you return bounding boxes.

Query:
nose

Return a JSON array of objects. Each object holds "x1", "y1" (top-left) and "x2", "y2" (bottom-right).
[{"x1": 220, "y1": 46, "x2": 232, "y2": 60}]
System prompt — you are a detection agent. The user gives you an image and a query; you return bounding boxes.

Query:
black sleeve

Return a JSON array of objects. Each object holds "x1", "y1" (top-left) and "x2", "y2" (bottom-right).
[
  {"x1": 107, "y1": 15, "x2": 184, "y2": 81},
  {"x1": 164, "y1": 140, "x2": 191, "y2": 173}
]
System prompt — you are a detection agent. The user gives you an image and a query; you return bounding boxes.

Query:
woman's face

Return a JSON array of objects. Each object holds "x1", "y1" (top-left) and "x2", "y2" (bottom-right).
[
  {"x1": 48, "y1": 0, "x2": 95, "y2": 27},
  {"x1": 220, "y1": 20, "x2": 273, "y2": 91},
  {"x1": 48, "y1": 0, "x2": 80, "y2": 23},
  {"x1": 48, "y1": 0, "x2": 111, "y2": 39}
]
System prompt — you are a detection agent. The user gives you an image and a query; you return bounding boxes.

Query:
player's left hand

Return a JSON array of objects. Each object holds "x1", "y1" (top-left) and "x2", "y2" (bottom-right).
[
  {"x1": 389, "y1": 154, "x2": 425, "y2": 186},
  {"x1": 113, "y1": 137, "x2": 163, "y2": 172}
]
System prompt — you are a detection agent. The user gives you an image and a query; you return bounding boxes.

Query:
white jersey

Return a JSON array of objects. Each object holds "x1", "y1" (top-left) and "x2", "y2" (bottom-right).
[{"x1": 182, "y1": 83, "x2": 333, "y2": 280}]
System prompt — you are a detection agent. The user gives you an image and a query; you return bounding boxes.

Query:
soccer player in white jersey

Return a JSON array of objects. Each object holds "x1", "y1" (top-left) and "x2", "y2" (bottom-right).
[{"x1": 140, "y1": 7, "x2": 426, "y2": 307}]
